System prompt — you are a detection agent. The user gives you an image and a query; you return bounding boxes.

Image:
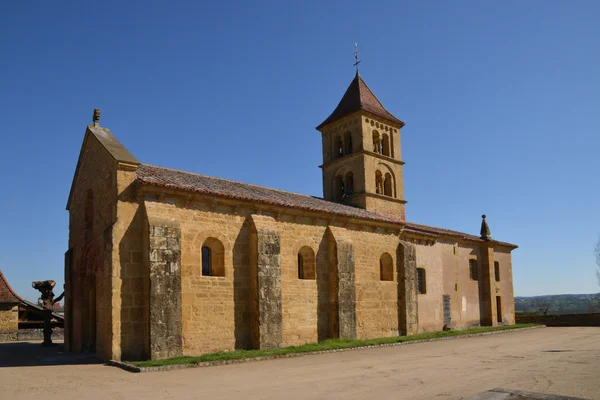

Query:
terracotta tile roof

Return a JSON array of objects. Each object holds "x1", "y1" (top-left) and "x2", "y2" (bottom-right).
[
  {"x1": 0, "y1": 270, "x2": 23, "y2": 304},
  {"x1": 404, "y1": 222, "x2": 518, "y2": 249},
  {"x1": 137, "y1": 164, "x2": 403, "y2": 224},
  {"x1": 136, "y1": 164, "x2": 518, "y2": 249},
  {"x1": 317, "y1": 72, "x2": 404, "y2": 129}
]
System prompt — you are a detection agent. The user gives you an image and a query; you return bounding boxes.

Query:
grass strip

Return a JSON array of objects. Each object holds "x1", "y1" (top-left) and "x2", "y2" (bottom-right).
[{"x1": 131, "y1": 323, "x2": 540, "y2": 368}]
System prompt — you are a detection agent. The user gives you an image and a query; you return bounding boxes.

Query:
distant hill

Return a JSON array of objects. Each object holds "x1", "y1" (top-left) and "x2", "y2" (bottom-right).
[{"x1": 515, "y1": 293, "x2": 600, "y2": 315}]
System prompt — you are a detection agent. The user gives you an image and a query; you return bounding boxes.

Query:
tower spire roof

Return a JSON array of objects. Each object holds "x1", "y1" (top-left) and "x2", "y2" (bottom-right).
[{"x1": 317, "y1": 72, "x2": 404, "y2": 129}]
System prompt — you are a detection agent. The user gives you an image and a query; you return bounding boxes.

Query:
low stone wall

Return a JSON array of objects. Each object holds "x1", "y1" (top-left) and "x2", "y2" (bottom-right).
[
  {"x1": 516, "y1": 313, "x2": 600, "y2": 327},
  {"x1": 0, "y1": 328, "x2": 65, "y2": 342}
]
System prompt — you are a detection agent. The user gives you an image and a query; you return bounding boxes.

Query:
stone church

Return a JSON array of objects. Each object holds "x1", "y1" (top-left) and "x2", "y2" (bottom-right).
[{"x1": 65, "y1": 72, "x2": 517, "y2": 361}]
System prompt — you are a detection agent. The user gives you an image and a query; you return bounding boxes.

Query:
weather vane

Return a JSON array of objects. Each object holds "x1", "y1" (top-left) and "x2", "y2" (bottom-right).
[{"x1": 354, "y1": 42, "x2": 361, "y2": 73}]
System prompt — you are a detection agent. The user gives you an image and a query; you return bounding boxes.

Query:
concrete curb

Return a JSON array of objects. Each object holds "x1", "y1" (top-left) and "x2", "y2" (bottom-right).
[{"x1": 108, "y1": 325, "x2": 546, "y2": 373}]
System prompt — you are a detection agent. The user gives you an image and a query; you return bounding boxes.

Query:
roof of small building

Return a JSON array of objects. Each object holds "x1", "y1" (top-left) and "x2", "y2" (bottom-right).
[
  {"x1": 0, "y1": 270, "x2": 23, "y2": 304},
  {"x1": 137, "y1": 164, "x2": 517, "y2": 248},
  {"x1": 20, "y1": 299, "x2": 64, "y2": 321},
  {"x1": 316, "y1": 72, "x2": 405, "y2": 129}
]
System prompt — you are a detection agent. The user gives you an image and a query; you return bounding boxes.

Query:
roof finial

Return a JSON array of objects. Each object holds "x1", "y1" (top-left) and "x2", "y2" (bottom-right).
[
  {"x1": 480, "y1": 214, "x2": 492, "y2": 241},
  {"x1": 92, "y1": 108, "x2": 101, "y2": 127},
  {"x1": 353, "y1": 42, "x2": 361, "y2": 74}
]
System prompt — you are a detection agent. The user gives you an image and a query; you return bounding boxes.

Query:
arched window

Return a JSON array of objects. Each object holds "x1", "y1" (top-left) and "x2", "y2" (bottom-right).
[
  {"x1": 375, "y1": 171, "x2": 383, "y2": 194},
  {"x1": 344, "y1": 171, "x2": 354, "y2": 196},
  {"x1": 417, "y1": 268, "x2": 426, "y2": 294},
  {"x1": 201, "y1": 247, "x2": 211, "y2": 276},
  {"x1": 201, "y1": 238, "x2": 225, "y2": 277},
  {"x1": 372, "y1": 131, "x2": 381, "y2": 153},
  {"x1": 334, "y1": 136, "x2": 343, "y2": 158},
  {"x1": 334, "y1": 175, "x2": 345, "y2": 201},
  {"x1": 384, "y1": 173, "x2": 393, "y2": 197},
  {"x1": 298, "y1": 246, "x2": 316, "y2": 280},
  {"x1": 382, "y1": 134, "x2": 390, "y2": 156},
  {"x1": 380, "y1": 253, "x2": 393, "y2": 281},
  {"x1": 344, "y1": 132, "x2": 353, "y2": 155},
  {"x1": 84, "y1": 189, "x2": 93, "y2": 241}
]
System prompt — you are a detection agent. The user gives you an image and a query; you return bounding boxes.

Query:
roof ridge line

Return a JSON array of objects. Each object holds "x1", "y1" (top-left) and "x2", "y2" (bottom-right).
[
  {"x1": 140, "y1": 163, "x2": 324, "y2": 200},
  {"x1": 137, "y1": 164, "x2": 404, "y2": 224}
]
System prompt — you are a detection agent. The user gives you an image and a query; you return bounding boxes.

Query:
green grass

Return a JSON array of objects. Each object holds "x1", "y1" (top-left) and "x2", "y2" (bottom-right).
[{"x1": 131, "y1": 323, "x2": 540, "y2": 368}]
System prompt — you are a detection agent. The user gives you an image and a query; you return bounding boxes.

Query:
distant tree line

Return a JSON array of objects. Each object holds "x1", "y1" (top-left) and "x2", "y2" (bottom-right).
[{"x1": 515, "y1": 293, "x2": 600, "y2": 316}]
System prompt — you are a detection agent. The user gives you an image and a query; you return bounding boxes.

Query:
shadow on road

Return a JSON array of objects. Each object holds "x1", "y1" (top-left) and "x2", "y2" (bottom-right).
[{"x1": 0, "y1": 341, "x2": 101, "y2": 368}]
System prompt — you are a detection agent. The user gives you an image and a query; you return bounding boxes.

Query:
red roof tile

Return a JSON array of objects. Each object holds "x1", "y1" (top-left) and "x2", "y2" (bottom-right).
[
  {"x1": 317, "y1": 72, "x2": 404, "y2": 129},
  {"x1": 404, "y1": 222, "x2": 518, "y2": 249},
  {"x1": 0, "y1": 270, "x2": 23, "y2": 304},
  {"x1": 136, "y1": 164, "x2": 517, "y2": 249},
  {"x1": 137, "y1": 164, "x2": 402, "y2": 224}
]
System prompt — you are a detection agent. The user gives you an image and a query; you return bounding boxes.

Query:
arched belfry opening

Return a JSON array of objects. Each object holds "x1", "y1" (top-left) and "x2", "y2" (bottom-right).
[
  {"x1": 344, "y1": 132, "x2": 353, "y2": 155},
  {"x1": 382, "y1": 134, "x2": 390, "y2": 157},
  {"x1": 384, "y1": 173, "x2": 393, "y2": 197},
  {"x1": 344, "y1": 171, "x2": 354, "y2": 197},
  {"x1": 372, "y1": 131, "x2": 381, "y2": 153},
  {"x1": 375, "y1": 171, "x2": 383, "y2": 194},
  {"x1": 334, "y1": 175, "x2": 345, "y2": 201},
  {"x1": 334, "y1": 136, "x2": 343, "y2": 158}
]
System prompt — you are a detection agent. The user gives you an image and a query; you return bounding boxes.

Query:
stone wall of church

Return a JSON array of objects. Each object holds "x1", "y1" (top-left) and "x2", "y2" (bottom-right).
[
  {"x1": 144, "y1": 199, "x2": 243, "y2": 355},
  {"x1": 338, "y1": 228, "x2": 400, "y2": 339},
  {"x1": 137, "y1": 191, "x2": 418, "y2": 355},
  {"x1": 143, "y1": 198, "x2": 332, "y2": 353},
  {"x1": 493, "y1": 247, "x2": 516, "y2": 325},
  {"x1": 416, "y1": 241, "x2": 487, "y2": 332},
  {"x1": 0, "y1": 305, "x2": 18, "y2": 331},
  {"x1": 412, "y1": 240, "x2": 515, "y2": 332},
  {"x1": 414, "y1": 241, "x2": 445, "y2": 332},
  {"x1": 66, "y1": 132, "x2": 118, "y2": 359},
  {"x1": 278, "y1": 217, "x2": 328, "y2": 346},
  {"x1": 114, "y1": 188, "x2": 514, "y2": 360},
  {"x1": 363, "y1": 194, "x2": 406, "y2": 221}
]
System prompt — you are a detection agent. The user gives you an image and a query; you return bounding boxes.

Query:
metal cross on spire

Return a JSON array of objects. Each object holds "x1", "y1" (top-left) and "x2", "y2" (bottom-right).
[{"x1": 353, "y1": 42, "x2": 361, "y2": 73}]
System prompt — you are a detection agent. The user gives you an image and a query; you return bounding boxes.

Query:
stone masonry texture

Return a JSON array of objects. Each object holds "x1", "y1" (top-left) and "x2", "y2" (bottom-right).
[
  {"x1": 328, "y1": 227, "x2": 357, "y2": 340},
  {"x1": 148, "y1": 217, "x2": 183, "y2": 360},
  {"x1": 397, "y1": 241, "x2": 418, "y2": 336},
  {"x1": 250, "y1": 215, "x2": 283, "y2": 349},
  {"x1": 0, "y1": 305, "x2": 18, "y2": 331}
]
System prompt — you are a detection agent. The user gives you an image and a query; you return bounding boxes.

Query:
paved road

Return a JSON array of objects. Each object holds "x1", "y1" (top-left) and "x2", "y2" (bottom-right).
[{"x1": 0, "y1": 327, "x2": 598, "y2": 399}]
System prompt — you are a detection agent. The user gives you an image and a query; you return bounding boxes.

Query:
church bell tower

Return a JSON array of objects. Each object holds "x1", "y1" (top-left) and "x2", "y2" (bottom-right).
[{"x1": 317, "y1": 71, "x2": 407, "y2": 220}]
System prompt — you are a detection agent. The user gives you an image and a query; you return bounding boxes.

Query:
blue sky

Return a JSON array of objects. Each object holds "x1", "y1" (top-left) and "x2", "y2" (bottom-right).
[{"x1": 1, "y1": 1, "x2": 598, "y2": 301}]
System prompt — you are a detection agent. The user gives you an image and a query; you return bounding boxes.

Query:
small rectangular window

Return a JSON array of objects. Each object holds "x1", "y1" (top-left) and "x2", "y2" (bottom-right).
[
  {"x1": 417, "y1": 268, "x2": 426, "y2": 294},
  {"x1": 298, "y1": 254, "x2": 304, "y2": 279},
  {"x1": 202, "y1": 247, "x2": 212, "y2": 276},
  {"x1": 469, "y1": 259, "x2": 478, "y2": 281},
  {"x1": 494, "y1": 261, "x2": 500, "y2": 282}
]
